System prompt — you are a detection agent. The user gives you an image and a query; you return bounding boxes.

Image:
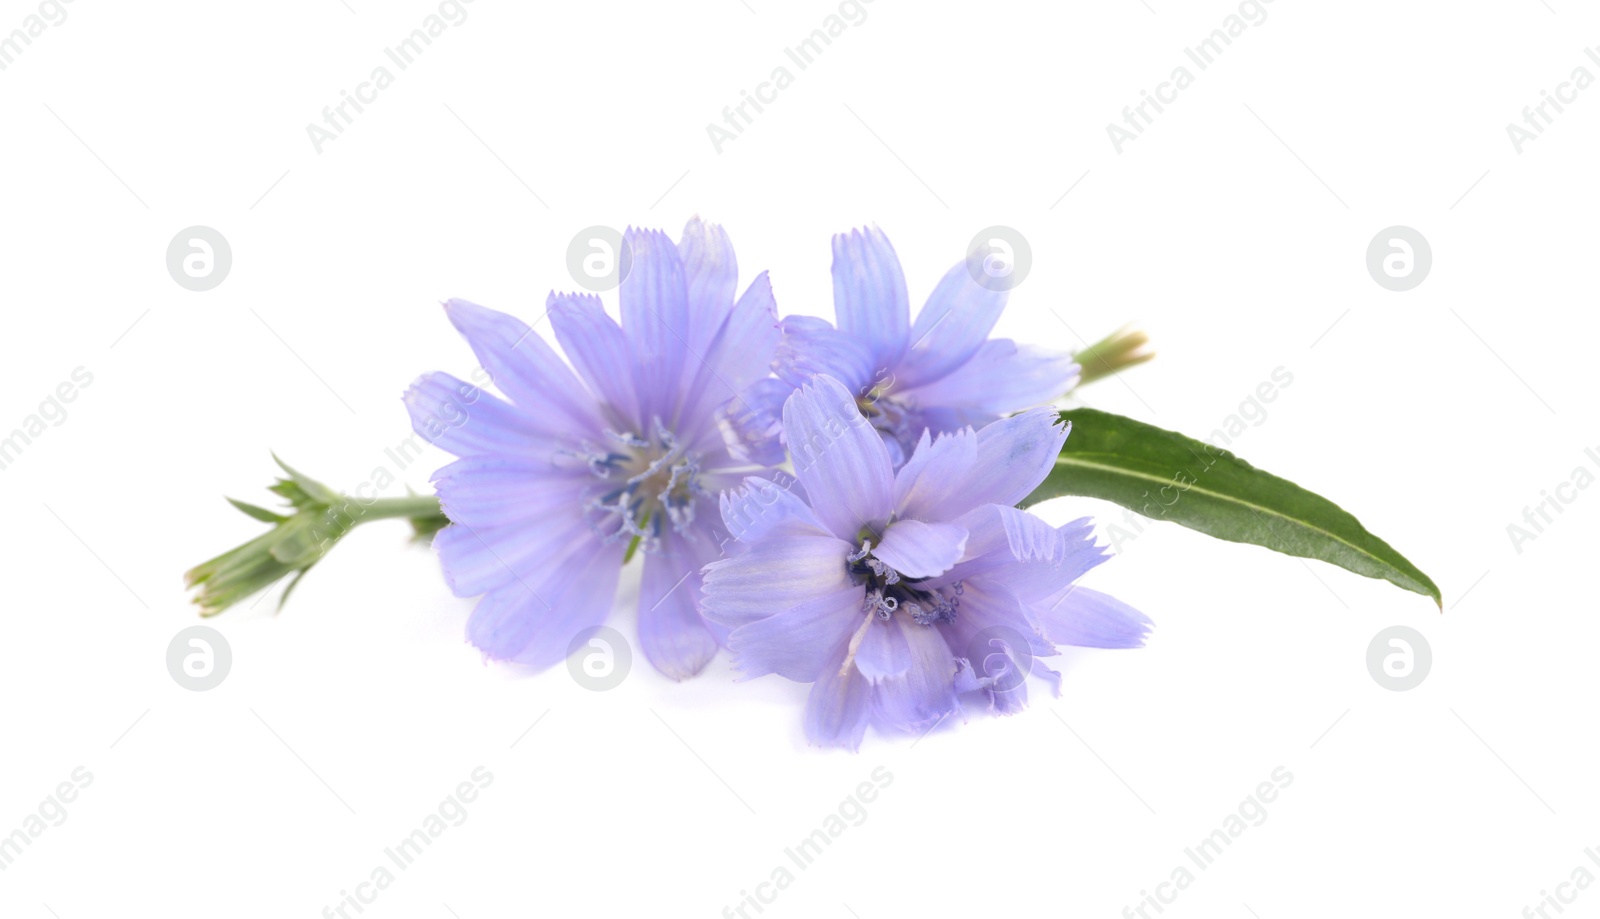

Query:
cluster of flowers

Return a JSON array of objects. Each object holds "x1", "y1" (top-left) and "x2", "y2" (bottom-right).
[{"x1": 404, "y1": 220, "x2": 1149, "y2": 749}]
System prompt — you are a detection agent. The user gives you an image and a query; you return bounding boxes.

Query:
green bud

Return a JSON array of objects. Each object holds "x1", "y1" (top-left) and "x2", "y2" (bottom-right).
[
  {"x1": 185, "y1": 455, "x2": 447, "y2": 617},
  {"x1": 1072, "y1": 325, "x2": 1154, "y2": 388}
]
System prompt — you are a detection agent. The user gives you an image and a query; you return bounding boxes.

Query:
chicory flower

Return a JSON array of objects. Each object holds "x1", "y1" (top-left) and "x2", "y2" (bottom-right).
[
  {"x1": 724, "y1": 227, "x2": 1080, "y2": 467},
  {"x1": 404, "y1": 219, "x2": 779, "y2": 679},
  {"x1": 701, "y1": 374, "x2": 1149, "y2": 749}
]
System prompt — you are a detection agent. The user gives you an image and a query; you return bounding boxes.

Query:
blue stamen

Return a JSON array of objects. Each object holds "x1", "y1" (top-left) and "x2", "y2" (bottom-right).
[{"x1": 582, "y1": 418, "x2": 706, "y2": 551}]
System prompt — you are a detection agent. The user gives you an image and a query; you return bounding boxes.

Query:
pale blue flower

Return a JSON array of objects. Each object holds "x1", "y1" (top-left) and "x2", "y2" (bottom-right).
[
  {"x1": 701, "y1": 374, "x2": 1149, "y2": 749},
  {"x1": 404, "y1": 219, "x2": 780, "y2": 679},
  {"x1": 724, "y1": 227, "x2": 1080, "y2": 467}
]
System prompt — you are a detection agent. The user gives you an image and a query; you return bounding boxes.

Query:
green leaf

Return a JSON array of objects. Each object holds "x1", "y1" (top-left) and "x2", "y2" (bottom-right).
[
  {"x1": 227, "y1": 497, "x2": 287, "y2": 524},
  {"x1": 1030, "y1": 408, "x2": 1441, "y2": 607}
]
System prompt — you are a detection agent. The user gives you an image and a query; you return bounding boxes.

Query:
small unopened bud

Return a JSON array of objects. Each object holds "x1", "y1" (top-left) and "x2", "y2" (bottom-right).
[
  {"x1": 184, "y1": 455, "x2": 445, "y2": 617},
  {"x1": 1072, "y1": 325, "x2": 1154, "y2": 388}
]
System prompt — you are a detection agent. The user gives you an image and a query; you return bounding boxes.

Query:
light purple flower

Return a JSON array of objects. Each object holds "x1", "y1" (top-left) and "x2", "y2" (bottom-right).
[
  {"x1": 701, "y1": 374, "x2": 1149, "y2": 749},
  {"x1": 404, "y1": 219, "x2": 780, "y2": 679},
  {"x1": 726, "y1": 227, "x2": 1080, "y2": 467}
]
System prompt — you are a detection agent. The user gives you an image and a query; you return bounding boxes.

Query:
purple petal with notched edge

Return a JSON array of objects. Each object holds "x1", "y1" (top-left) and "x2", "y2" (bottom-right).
[
  {"x1": 728, "y1": 585, "x2": 865, "y2": 682},
  {"x1": 782, "y1": 375, "x2": 895, "y2": 541},
  {"x1": 895, "y1": 257, "x2": 1009, "y2": 390},
  {"x1": 548, "y1": 291, "x2": 639, "y2": 429},
  {"x1": 620, "y1": 228, "x2": 691, "y2": 427},
  {"x1": 681, "y1": 271, "x2": 780, "y2": 449},
  {"x1": 442, "y1": 299, "x2": 604, "y2": 439},
  {"x1": 700, "y1": 533, "x2": 855, "y2": 628},
  {"x1": 871, "y1": 520, "x2": 967, "y2": 579},
  {"x1": 403, "y1": 372, "x2": 545, "y2": 458},
  {"x1": 718, "y1": 377, "x2": 790, "y2": 467},
  {"x1": 1036, "y1": 586, "x2": 1152, "y2": 650},
  {"x1": 869, "y1": 620, "x2": 960, "y2": 735},
  {"x1": 926, "y1": 507, "x2": 1106, "y2": 599},
  {"x1": 637, "y1": 530, "x2": 721, "y2": 680},
  {"x1": 832, "y1": 226, "x2": 910, "y2": 373},
  {"x1": 804, "y1": 642, "x2": 874, "y2": 750},
  {"x1": 465, "y1": 539, "x2": 626, "y2": 667},
  {"x1": 677, "y1": 217, "x2": 738, "y2": 364},
  {"x1": 967, "y1": 409, "x2": 1070, "y2": 509},
  {"x1": 941, "y1": 577, "x2": 1054, "y2": 669},
  {"x1": 960, "y1": 503, "x2": 1064, "y2": 564},
  {"x1": 1003, "y1": 517, "x2": 1107, "y2": 606},
  {"x1": 775, "y1": 315, "x2": 876, "y2": 394},
  {"x1": 901, "y1": 338, "x2": 1078, "y2": 418},
  {"x1": 892, "y1": 427, "x2": 979, "y2": 522},
  {"x1": 712, "y1": 272, "x2": 781, "y2": 390},
  {"x1": 719, "y1": 476, "x2": 828, "y2": 544}
]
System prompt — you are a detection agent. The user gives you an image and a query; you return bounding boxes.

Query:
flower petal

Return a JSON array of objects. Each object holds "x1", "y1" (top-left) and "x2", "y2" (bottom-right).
[
  {"x1": 719, "y1": 475, "x2": 829, "y2": 544},
  {"x1": 869, "y1": 620, "x2": 959, "y2": 735},
  {"x1": 1036, "y1": 586, "x2": 1152, "y2": 649},
  {"x1": 442, "y1": 299, "x2": 603, "y2": 438},
  {"x1": 682, "y1": 271, "x2": 781, "y2": 449},
  {"x1": 967, "y1": 408, "x2": 1070, "y2": 509},
  {"x1": 804, "y1": 643, "x2": 874, "y2": 750},
  {"x1": 637, "y1": 530, "x2": 721, "y2": 680},
  {"x1": 717, "y1": 377, "x2": 791, "y2": 467},
  {"x1": 950, "y1": 579, "x2": 1044, "y2": 645},
  {"x1": 893, "y1": 427, "x2": 979, "y2": 522},
  {"x1": 929, "y1": 506, "x2": 1105, "y2": 598},
  {"x1": 832, "y1": 226, "x2": 909, "y2": 372},
  {"x1": 677, "y1": 216, "x2": 738, "y2": 362},
  {"x1": 432, "y1": 513, "x2": 591, "y2": 598},
  {"x1": 940, "y1": 578, "x2": 1053, "y2": 670},
  {"x1": 901, "y1": 338, "x2": 1078, "y2": 418},
  {"x1": 871, "y1": 520, "x2": 967, "y2": 579},
  {"x1": 775, "y1": 315, "x2": 876, "y2": 394},
  {"x1": 700, "y1": 533, "x2": 853, "y2": 628},
  {"x1": 727, "y1": 585, "x2": 865, "y2": 682},
  {"x1": 464, "y1": 540, "x2": 626, "y2": 668},
  {"x1": 895, "y1": 257, "x2": 1008, "y2": 389},
  {"x1": 431, "y1": 455, "x2": 588, "y2": 528},
  {"x1": 620, "y1": 228, "x2": 690, "y2": 426},
  {"x1": 430, "y1": 456, "x2": 593, "y2": 596},
  {"x1": 548, "y1": 292, "x2": 638, "y2": 428},
  {"x1": 853, "y1": 614, "x2": 911, "y2": 683},
  {"x1": 403, "y1": 372, "x2": 543, "y2": 458},
  {"x1": 782, "y1": 374, "x2": 895, "y2": 540}
]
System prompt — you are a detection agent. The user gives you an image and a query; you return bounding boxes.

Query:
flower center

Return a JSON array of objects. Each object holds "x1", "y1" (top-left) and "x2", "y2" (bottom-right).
[
  {"x1": 856, "y1": 389, "x2": 914, "y2": 446},
  {"x1": 846, "y1": 537, "x2": 961, "y2": 627},
  {"x1": 582, "y1": 421, "x2": 704, "y2": 550}
]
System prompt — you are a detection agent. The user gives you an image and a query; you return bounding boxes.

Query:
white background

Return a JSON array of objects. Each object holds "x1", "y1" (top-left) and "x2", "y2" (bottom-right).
[{"x1": 2, "y1": 1, "x2": 1597, "y2": 917}]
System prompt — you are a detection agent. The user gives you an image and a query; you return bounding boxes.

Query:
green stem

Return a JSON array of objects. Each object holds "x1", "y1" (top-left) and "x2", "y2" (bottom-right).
[
  {"x1": 357, "y1": 494, "x2": 446, "y2": 523},
  {"x1": 186, "y1": 458, "x2": 450, "y2": 617}
]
